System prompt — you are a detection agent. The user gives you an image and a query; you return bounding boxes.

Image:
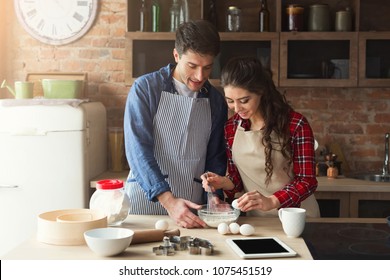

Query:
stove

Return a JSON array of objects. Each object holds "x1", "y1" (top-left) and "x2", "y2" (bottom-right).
[{"x1": 302, "y1": 222, "x2": 390, "y2": 260}]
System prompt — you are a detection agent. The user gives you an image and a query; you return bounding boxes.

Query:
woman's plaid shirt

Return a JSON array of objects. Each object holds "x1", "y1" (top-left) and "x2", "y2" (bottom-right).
[{"x1": 223, "y1": 111, "x2": 318, "y2": 207}]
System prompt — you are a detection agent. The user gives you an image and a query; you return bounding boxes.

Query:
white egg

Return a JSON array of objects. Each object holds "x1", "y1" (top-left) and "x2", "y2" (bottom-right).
[
  {"x1": 229, "y1": 222, "x2": 240, "y2": 234},
  {"x1": 217, "y1": 222, "x2": 230, "y2": 235},
  {"x1": 239, "y1": 224, "x2": 255, "y2": 236},
  {"x1": 155, "y1": 219, "x2": 169, "y2": 231},
  {"x1": 232, "y1": 199, "x2": 240, "y2": 210}
]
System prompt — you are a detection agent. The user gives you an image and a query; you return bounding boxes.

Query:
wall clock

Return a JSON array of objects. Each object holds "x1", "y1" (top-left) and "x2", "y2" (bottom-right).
[{"x1": 14, "y1": 0, "x2": 98, "y2": 46}]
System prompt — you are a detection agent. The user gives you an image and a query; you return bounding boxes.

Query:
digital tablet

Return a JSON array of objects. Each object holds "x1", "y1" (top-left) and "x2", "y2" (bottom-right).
[{"x1": 226, "y1": 237, "x2": 297, "y2": 259}]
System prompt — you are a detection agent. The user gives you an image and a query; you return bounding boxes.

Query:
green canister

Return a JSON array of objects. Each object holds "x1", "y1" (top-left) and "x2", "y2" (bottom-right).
[
  {"x1": 335, "y1": 8, "x2": 352, "y2": 31},
  {"x1": 308, "y1": 4, "x2": 330, "y2": 31}
]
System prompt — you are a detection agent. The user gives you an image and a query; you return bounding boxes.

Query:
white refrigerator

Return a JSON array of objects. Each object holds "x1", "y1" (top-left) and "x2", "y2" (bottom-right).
[{"x1": 0, "y1": 101, "x2": 107, "y2": 257}]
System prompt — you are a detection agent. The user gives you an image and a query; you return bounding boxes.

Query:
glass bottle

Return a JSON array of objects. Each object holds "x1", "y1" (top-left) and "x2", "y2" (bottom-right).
[
  {"x1": 179, "y1": 0, "x2": 189, "y2": 24},
  {"x1": 226, "y1": 6, "x2": 241, "y2": 32},
  {"x1": 169, "y1": 0, "x2": 180, "y2": 32},
  {"x1": 259, "y1": 0, "x2": 270, "y2": 32},
  {"x1": 207, "y1": 0, "x2": 217, "y2": 28},
  {"x1": 151, "y1": 0, "x2": 160, "y2": 32},
  {"x1": 139, "y1": 0, "x2": 148, "y2": 32}
]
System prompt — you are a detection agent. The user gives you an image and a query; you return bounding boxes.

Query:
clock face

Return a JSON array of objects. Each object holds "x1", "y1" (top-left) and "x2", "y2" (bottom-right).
[{"x1": 14, "y1": 0, "x2": 98, "y2": 45}]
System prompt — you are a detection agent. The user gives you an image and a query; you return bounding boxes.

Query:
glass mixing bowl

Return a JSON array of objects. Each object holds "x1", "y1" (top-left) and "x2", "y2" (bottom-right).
[{"x1": 198, "y1": 204, "x2": 240, "y2": 228}]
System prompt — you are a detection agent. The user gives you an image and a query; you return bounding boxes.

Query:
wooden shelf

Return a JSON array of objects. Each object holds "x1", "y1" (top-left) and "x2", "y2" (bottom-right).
[
  {"x1": 125, "y1": 31, "x2": 280, "y2": 86},
  {"x1": 125, "y1": 0, "x2": 390, "y2": 88},
  {"x1": 279, "y1": 31, "x2": 358, "y2": 87}
]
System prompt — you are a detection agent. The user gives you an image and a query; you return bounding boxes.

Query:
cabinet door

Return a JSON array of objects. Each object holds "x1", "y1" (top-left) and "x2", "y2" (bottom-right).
[
  {"x1": 350, "y1": 192, "x2": 390, "y2": 218},
  {"x1": 315, "y1": 191, "x2": 350, "y2": 217},
  {"x1": 215, "y1": 32, "x2": 279, "y2": 86},
  {"x1": 279, "y1": 32, "x2": 358, "y2": 87},
  {"x1": 125, "y1": 32, "x2": 175, "y2": 85},
  {"x1": 358, "y1": 33, "x2": 390, "y2": 87}
]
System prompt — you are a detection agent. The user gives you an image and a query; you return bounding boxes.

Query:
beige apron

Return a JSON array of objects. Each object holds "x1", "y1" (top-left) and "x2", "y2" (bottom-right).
[{"x1": 232, "y1": 124, "x2": 320, "y2": 217}]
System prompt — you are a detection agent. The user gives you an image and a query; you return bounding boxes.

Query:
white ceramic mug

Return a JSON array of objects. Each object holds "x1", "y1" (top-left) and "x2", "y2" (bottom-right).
[{"x1": 278, "y1": 207, "x2": 306, "y2": 238}]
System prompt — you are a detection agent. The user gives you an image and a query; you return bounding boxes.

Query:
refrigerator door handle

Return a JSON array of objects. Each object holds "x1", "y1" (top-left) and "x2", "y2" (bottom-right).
[
  {"x1": 0, "y1": 184, "x2": 19, "y2": 189},
  {"x1": 10, "y1": 128, "x2": 48, "y2": 136}
]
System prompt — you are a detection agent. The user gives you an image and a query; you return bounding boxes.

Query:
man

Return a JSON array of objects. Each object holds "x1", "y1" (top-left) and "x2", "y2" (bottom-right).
[{"x1": 124, "y1": 20, "x2": 227, "y2": 228}]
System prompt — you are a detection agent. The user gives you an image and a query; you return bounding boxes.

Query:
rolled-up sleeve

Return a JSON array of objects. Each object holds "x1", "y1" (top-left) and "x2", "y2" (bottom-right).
[{"x1": 124, "y1": 74, "x2": 170, "y2": 201}]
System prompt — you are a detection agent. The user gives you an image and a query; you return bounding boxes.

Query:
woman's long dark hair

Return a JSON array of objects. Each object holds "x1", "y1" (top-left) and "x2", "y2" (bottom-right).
[{"x1": 221, "y1": 56, "x2": 293, "y2": 184}]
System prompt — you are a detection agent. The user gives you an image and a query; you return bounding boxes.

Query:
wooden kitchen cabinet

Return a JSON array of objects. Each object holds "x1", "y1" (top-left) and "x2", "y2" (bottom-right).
[
  {"x1": 125, "y1": 31, "x2": 279, "y2": 86},
  {"x1": 350, "y1": 192, "x2": 390, "y2": 218},
  {"x1": 125, "y1": 32, "x2": 175, "y2": 85},
  {"x1": 125, "y1": 0, "x2": 390, "y2": 87},
  {"x1": 316, "y1": 176, "x2": 390, "y2": 218},
  {"x1": 125, "y1": 0, "x2": 279, "y2": 85},
  {"x1": 279, "y1": 32, "x2": 358, "y2": 87},
  {"x1": 357, "y1": 0, "x2": 390, "y2": 86},
  {"x1": 316, "y1": 191, "x2": 390, "y2": 218},
  {"x1": 279, "y1": 0, "x2": 359, "y2": 87},
  {"x1": 315, "y1": 191, "x2": 350, "y2": 218},
  {"x1": 358, "y1": 33, "x2": 390, "y2": 87}
]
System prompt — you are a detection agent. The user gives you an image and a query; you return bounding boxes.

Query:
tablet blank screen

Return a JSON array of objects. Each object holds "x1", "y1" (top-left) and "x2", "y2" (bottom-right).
[{"x1": 232, "y1": 238, "x2": 289, "y2": 254}]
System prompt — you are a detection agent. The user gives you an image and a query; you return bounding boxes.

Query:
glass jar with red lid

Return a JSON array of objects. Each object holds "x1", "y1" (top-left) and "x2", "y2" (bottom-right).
[{"x1": 90, "y1": 179, "x2": 130, "y2": 226}]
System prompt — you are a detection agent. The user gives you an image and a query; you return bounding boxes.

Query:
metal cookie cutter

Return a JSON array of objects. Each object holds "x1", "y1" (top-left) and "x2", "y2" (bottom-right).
[
  {"x1": 189, "y1": 237, "x2": 214, "y2": 255},
  {"x1": 170, "y1": 236, "x2": 214, "y2": 255},
  {"x1": 152, "y1": 236, "x2": 175, "y2": 256},
  {"x1": 153, "y1": 235, "x2": 214, "y2": 256},
  {"x1": 169, "y1": 236, "x2": 192, "y2": 251}
]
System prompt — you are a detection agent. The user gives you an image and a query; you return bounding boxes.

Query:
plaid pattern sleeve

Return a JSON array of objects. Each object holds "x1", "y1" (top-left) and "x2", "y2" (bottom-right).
[{"x1": 273, "y1": 111, "x2": 318, "y2": 207}]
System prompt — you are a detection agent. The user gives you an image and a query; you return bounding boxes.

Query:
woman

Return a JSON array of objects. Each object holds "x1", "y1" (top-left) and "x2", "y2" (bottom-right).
[{"x1": 202, "y1": 56, "x2": 320, "y2": 217}]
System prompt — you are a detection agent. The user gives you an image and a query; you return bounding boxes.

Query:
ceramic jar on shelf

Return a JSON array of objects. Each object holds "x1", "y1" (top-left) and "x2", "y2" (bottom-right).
[{"x1": 308, "y1": 4, "x2": 330, "y2": 31}]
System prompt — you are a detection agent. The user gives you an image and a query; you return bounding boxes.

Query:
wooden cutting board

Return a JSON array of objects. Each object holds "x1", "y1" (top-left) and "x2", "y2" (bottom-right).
[{"x1": 26, "y1": 72, "x2": 87, "y2": 98}]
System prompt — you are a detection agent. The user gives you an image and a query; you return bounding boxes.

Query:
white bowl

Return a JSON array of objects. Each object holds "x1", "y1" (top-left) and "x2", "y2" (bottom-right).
[{"x1": 84, "y1": 227, "x2": 134, "y2": 257}]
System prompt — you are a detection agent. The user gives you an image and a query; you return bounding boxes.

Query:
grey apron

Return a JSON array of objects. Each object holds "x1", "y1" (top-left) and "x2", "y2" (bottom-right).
[
  {"x1": 232, "y1": 123, "x2": 320, "y2": 217},
  {"x1": 126, "y1": 91, "x2": 211, "y2": 214}
]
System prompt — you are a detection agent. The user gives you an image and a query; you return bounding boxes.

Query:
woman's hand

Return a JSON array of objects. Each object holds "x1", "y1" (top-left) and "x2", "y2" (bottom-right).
[
  {"x1": 200, "y1": 171, "x2": 228, "y2": 192},
  {"x1": 236, "y1": 190, "x2": 281, "y2": 212}
]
